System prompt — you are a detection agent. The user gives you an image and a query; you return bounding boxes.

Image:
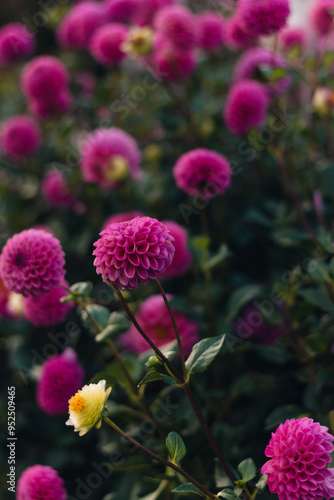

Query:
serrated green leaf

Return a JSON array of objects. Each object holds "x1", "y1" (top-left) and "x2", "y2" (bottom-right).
[
  {"x1": 166, "y1": 432, "x2": 186, "y2": 463},
  {"x1": 95, "y1": 312, "x2": 130, "y2": 341},
  {"x1": 80, "y1": 304, "x2": 111, "y2": 332},
  {"x1": 70, "y1": 281, "x2": 93, "y2": 297},
  {"x1": 138, "y1": 372, "x2": 164, "y2": 387},
  {"x1": 237, "y1": 458, "x2": 256, "y2": 483},
  {"x1": 217, "y1": 489, "x2": 239, "y2": 500},
  {"x1": 255, "y1": 474, "x2": 268, "y2": 490},
  {"x1": 171, "y1": 483, "x2": 207, "y2": 498},
  {"x1": 233, "y1": 487, "x2": 242, "y2": 496},
  {"x1": 185, "y1": 335, "x2": 225, "y2": 377}
]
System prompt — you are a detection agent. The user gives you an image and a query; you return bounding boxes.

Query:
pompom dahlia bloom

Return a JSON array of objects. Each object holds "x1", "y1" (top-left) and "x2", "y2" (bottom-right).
[
  {"x1": 28, "y1": 90, "x2": 71, "y2": 119},
  {"x1": 237, "y1": 0, "x2": 290, "y2": 36},
  {"x1": 24, "y1": 279, "x2": 73, "y2": 327},
  {"x1": 225, "y1": 15, "x2": 258, "y2": 50},
  {"x1": 41, "y1": 170, "x2": 77, "y2": 209},
  {"x1": 93, "y1": 216, "x2": 175, "y2": 289},
  {"x1": 159, "y1": 221, "x2": 192, "y2": 279},
  {"x1": 134, "y1": 0, "x2": 175, "y2": 26},
  {"x1": 37, "y1": 348, "x2": 85, "y2": 415},
  {"x1": 66, "y1": 380, "x2": 111, "y2": 436},
  {"x1": 224, "y1": 80, "x2": 270, "y2": 135},
  {"x1": 0, "y1": 23, "x2": 35, "y2": 65},
  {"x1": 103, "y1": 210, "x2": 144, "y2": 229},
  {"x1": 310, "y1": 0, "x2": 334, "y2": 35},
  {"x1": 17, "y1": 465, "x2": 67, "y2": 500},
  {"x1": 80, "y1": 128, "x2": 142, "y2": 189},
  {"x1": 21, "y1": 56, "x2": 70, "y2": 101},
  {"x1": 57, "y1": 1, "x2": 105, "y2": 50},
  {"x1": 90, "y1": 23, "x2": 128, "y2": 65},
  {"x1": 173, "y1": 148, "x2": 232, "y2": 199},
  {"x1": 262, "y1": 417, "x2": 334, "y2": 500},
  {"x1": 0, "y1": 229, "x2": 65, "y2": 297},
  {"x1": 279, "y1": 27, "x2": 306, "y2": 49},
  {"x1": 196, "y1": 12, "x2": 226, "y2": 52},
  {"x1": 121, "y1": 294, "x2": 199, "y2": 355},
  {"x1": 152, "y1": 35, "x2": 197, "y2": 81},
  {"x1": 233, "y1": 47, "x2": 291, "y2": 96},
  {"x1": 104, "y1": 0, "x2": 139, "y2": 24},
  {"x1": 153, "y1": 5, "x2": 197, "y2": 52},
  {"x1": 0, "y1": 115, "x2": 42, "y2": 159},
  {"x1": 234, "y1": 305, "x2": 283, "y2": 346}
]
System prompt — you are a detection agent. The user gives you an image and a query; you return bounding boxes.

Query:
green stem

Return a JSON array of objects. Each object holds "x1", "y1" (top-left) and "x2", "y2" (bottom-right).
[
  {"x1": 155, "y1": 279, "x2": 187, "y2": 380},
  {"x1": 103, "y1": 417, "x2": 217, "y2": 500}
]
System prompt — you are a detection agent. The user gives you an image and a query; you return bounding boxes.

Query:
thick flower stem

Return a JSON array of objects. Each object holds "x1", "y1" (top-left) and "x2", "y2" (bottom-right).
[
  {"x1": 107, "y1": 280, "x2": 184, "y2": 382},
  {"x1": 103, "y1": 417, "x2": 217, "y2": 500},
  {"x1": 182, "y1": 382, "x2": 238, "y2": 487},
  {"x1": 154, "y1": 279, "x2": 187, "y2": 380}
]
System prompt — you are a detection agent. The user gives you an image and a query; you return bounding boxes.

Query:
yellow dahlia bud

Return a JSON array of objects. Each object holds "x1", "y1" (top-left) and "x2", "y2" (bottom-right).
[
  {"x1": 122, "y1": 27, "x2": 154, "y2": 57},
  {"x1": 66, "y1": 380, "x2": 112, "y2": 436}
]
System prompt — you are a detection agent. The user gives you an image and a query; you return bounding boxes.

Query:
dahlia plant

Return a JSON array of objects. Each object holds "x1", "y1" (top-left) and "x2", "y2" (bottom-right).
[{"x1": 2, "y1": 0, "x2": 334, "y2": 499}]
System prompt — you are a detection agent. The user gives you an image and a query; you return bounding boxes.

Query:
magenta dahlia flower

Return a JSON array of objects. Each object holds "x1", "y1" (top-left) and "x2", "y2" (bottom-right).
[
  {"x1": 57, "y1": 1, "x2": 105, "y2": 50},
  {"x1": 225, "y1": 15, "x2": 259, "y2": 50},
  {"x1": 17, "y1": 465, "x2": 67, "y2": 500},
  {"x1": 41, "y1": 170, "x2": 77, "y2": 209},
  {"x1": 134, "y1": 0, "x2": 175, "y2": 26},
  {"x1": 0, "y1": 229, "x2": 66, "y2": 297},
  {"x1": 0, "y1": 23, "x2": 35, "y2": 65},
  {"x1": 80, "y1": 128, "x2": 142, "y2": 189},
  {"x1": 234, "y1": 305, "x2": 283, "y2": 346},
  {"x1": 103, "y1": 211, "x2": 144, "y2": 229},
  {"x1": 152, "y1": 35, "x2": 197, "y2": 81},
  {"x1": 24, "y1": 279, "x2": 73, "y2": 327},
  {"x1": 279, "y1": 26, "x2": 306, "y2": 49},
  {"x1": 233, "y1": 47, "x2": 291, "y2": 96},
  {"x1": 104, "y1": 0, "x2": 139, "y2": 24},
  {"x1": 37, "y1": 348, "x2": 85, "y2": 415},
  {"x1": 196, "y1": 12, "x2": 226, "y2": 52},
  {"x1": 21, "y1": 56, "x2": 70, "y2": 101},
  {"x1": 0, "y1": 275, "x2": 12, "y2": 318},
  {"x1": 90, "y1": 23, "x2": 128, "y2": 65},
  {"x1": 0, "y1": 115, "x2": 41, "y2": 159},
  {"x1": 93, "y1": 216, "x2": 175, "y2": 289},
  {"x1": 262, "y1": 417, "x2": 334, "y2": 500},
  {"x1": 224, "y1": 80, "x2": 270, "y2": 135},
  {"x1": 121, "y1": 294, "x2": 199, "y2": 355},
  {"x1": 237, "y1": 0, "x2": 290, "y2": 36},
  {"x1": 310, "y1": 0, "x2": 334, "y2": 35},
  {"x1": 153, "y1": 5, "x2": 197, "y2": 52},
  {"x1": 159, "y1": 221, "x2": 192, "y2": 280},
  {"x1": 28, "y1": 90, "x2": 71, "y2": 119},
  {"x1": 173, "y1": 148, "x2": 232, "y2": 199}
]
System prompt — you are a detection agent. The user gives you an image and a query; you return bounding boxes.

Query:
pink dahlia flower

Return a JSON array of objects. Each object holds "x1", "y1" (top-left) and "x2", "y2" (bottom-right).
[
  {"x1": 173, "y1": 148, "x2": 232, "y2": 199},
  {"x1": 17, "y1": 465, "x2": 67, "y2": 500},
  {"x1": 28, "y1": 90, "x2": 71, "y2": 119},
  {"x1": 159, "y1": 221, "x2": 192, "y2": 279},
  {"x1": 103, "y1": 210, "x2": 144, "y2": 229},
  {"x1": 104, "y1": 0, "x2": 139, "y2": 24},
  {"x1": 233, "y1": 47, "x2": 291, "y2": 96},
  {"x1": 37, "y1": 348, "x2": 85, "y2": 415},
  {"x1": 80, "y1": 128, "x2": 142, "y2": 189},
  {"x1": 0, "y1": 23, "x2": 35, "y2": 65},
  {"x1": 225, "y1": 15, "x2": 259, "y2": 50},
  {"x1": 196, "y1": 12, "x2": 226, "y2": 52},
  {"x1": 237, "y1": 0, "x2": 290, "y2": 36},
  {"x1": 21, "y1": 56, "x2": 70, "y2": 101},
  {"x1": 93, "y1": 216, "x2": 175, "y2": 289},
  {"x1": 310, "y1": 0, "x2": 334, "y2": 35},
  {"x1": 0, "y1": 229, "x2": 66, "y2": 297},
  {"x1": 134, "y1": 0, "x2": 175, "y2": 26},
  {"x1": 224, "y1": 80, "x2": 270, "y2": 135},
  {"x1": 57, "y1": 1, "x2": 105, "y2": 50},
  {"x1": 234, "y1": 305, "x2": 283, "y2": 346},
  {"x1": 153, "y1": 5, "x2": 197, "y2": 52},
  {"x1": 41, "y1": 170, "x2": 77, "y2": 209},
  {"x1": 152, "y1": 35, "x2": 197, "y2": 81},
  {"x1": 90, "y1": 23, "x2": 128, "y2": 65},
  {"x1": 262, "y1": 417, "x2": 334, "y2": 500},
  {"x1": 121, "y1": 294, "x2": 199, "y2": 355},
  {"x1": 24, "y1": 279, "x2": 73, "y2": 327},
  {"x1": 279, "y1": 27, "x2": 306, "y2": 49},
  {"x1": 0, "y1": 115, "x2": 41, "y2": 159}
]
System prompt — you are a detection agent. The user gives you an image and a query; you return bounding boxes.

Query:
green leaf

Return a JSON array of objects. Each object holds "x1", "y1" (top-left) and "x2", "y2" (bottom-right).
[
  {"x1": 185, "y1": 335, "x2": 225, "y2": 377},
  {"x1": 137, "y1": 372, "x2": 176, "y2": 388},
  {"x1": 95, "y1": 312, "x2": 130, "y2": 342},
  {"x1": 202, "y1": 244, "x2": 231, "y2": 271},
  {"x1": 166, "y1": 432, "x2": 186, "y2": 463},
  {"x1": 255, "y1": 474, "x2": 268, "y2": 490},
  {"x1": 237, "y1": 458, "x2": 256, "y2": 483},
  {"x1": 70, "y1": 281, "x2": 93, "y2": 297},
  {"x1": 298, "y1": 288, "x2": 334, "y2": 313},
  {"x1": 217, "y1": 489, "x2": 239, "y2": 499},
  {"x1": 80, "y1": 304, "x2": 111, "y2": 332},
  {"x1": 171, "y1": 483, "x2": 207, "y2": 498},
  {"x1": 233, "y1": 487, "x2": 243, "y2": 496},
  {"x1": 272, "y1": 229, "x2": 310, "y2": 247},
  {"x1": 225, "y1": 285, "x2": 263, "y2": 321}
]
